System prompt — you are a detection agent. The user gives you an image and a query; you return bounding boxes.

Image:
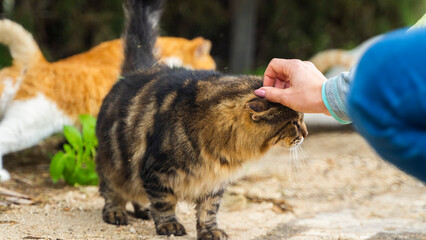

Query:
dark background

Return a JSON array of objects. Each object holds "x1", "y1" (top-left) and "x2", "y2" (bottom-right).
[{"x1": 0, "y1": 0, "x2": 425, "y2": 73}]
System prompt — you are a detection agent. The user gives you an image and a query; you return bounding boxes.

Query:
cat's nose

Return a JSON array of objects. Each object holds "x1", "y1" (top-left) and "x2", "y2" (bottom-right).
[
  {"x1": 300, "y1": 122, "x2": 308, "y2": 138},
  {"x1": 303, "y1": 129, "x2": 308, "y2": 138}
]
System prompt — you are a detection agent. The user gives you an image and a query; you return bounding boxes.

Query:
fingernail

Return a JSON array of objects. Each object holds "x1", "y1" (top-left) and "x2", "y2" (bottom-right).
[{"x1": 254, "y1": 89, "x2": 266, "y2": 98}]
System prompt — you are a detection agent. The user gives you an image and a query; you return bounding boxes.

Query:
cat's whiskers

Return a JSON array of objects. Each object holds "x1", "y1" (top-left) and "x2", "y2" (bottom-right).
[
  {"x1": 298, "y1": 144, "x2": 309, "y2": 164},
  {"x1": 288, "y1": 140, "x2": 310, "y2": 174}
]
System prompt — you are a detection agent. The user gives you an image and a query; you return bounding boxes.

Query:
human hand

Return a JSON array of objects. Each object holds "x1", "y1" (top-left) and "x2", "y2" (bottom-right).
[{"x1": 254, "y1": 58, "x2": 330, "y2": 115}]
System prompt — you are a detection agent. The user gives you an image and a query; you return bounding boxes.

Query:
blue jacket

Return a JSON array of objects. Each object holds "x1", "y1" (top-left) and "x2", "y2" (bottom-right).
[{"x1": 323, "y1": 28, "x2": 426, "y2": 182}]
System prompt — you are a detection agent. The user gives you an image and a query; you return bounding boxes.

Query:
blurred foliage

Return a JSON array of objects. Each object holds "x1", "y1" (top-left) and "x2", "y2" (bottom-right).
[
  {"x1": 255, "y1": 0, "x2": 425, "y2": 66},
  {"x1": 1, "y1": 0, "x2": 124, "y2": 63},
  {"x1": 0, "y1": 0, "x2": 425, "y2": 70}
]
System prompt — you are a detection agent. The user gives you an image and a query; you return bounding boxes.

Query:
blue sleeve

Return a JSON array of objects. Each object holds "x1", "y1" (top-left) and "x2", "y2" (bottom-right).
[{"x1": 347, "y1": 28, "x2": 426, "y2": 182}]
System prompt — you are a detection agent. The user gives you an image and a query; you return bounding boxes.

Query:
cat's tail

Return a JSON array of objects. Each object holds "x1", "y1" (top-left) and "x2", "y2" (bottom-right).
[
  {"x1": 0, "y1": 19, "x2": 44, "y2": 67},
  {"x1": 309, "y1": 49, "x2": 355, "y2": 73},
  {"x1": 121, "y1": 0, "x2": 164, "y2": 74}
]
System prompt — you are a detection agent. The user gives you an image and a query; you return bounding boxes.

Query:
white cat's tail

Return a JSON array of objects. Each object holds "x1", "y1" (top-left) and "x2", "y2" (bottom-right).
[{"x1": 0, "y1": 19, "x2": 43, "y2": 67}]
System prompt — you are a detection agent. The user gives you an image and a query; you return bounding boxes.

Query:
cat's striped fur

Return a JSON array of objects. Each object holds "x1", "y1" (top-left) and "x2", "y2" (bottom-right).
[
  {"x1": 0, "y1": 19, "x2": 215, "y2": 182},
  {"x1": 96, "y1": 0, "x2": 307, "y2": 239}
]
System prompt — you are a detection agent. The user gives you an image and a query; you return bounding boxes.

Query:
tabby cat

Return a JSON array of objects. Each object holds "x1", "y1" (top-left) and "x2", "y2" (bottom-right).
[
  {"x1": 0, "y1": 19, "x2": 215, "y2": 181},
  {"x1": 96, "y1": 0, "x2": 307, "y2": 239}
]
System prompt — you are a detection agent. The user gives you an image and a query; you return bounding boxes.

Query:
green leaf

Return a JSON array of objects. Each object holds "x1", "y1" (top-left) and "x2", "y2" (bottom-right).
[
  {"x1": 91, "y1": 147, "x2": 97, "y2": 159},
  {"x1": 65, "y1": 164, "x2": 79, "y2": 186},
  {"x1": 63, "y1": 143, "x2": 73, "y2": 154},
  {"x1": 71, "y1": 168, "x2": 89, "y2": 186},
  {"x1": 63, "y1": 125, "x2": 83, "y2": 150},
  {"x1": 79, "y1": 114, "x2": 97, "y2": 143},
  {"x1": 76, "y1": 146, "x2": 84, "y2": 167},
  {"x1": 76, "y1": 169, "x2": 99, "y2": 186},
  {"x1": 85, "y1": 172, "x2": 99, "y2": 185},
  {"x1": 63, "y1": 153, "x2": 76, "y2": 179},
  {"x1": 85, "y1": 157, "x2": 96, "y2": 171},
  {"x1": 79, "y1": 114, "x2": 96, "y2": 128},
  {"x1": 50, "y1": 151, "x2": 66, "y2": 183}
]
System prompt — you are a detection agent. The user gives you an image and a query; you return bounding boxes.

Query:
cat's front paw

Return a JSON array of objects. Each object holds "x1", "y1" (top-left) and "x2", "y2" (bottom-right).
[
  {"x1": 198, "y1": 228, "x2": 228, "y2": 240},
  {"x1": 102, "y1": 207, "x2": 128, "y2": 225},
  {"x1": 156, "y1": 221, "x2": 186, "y2": 236}
]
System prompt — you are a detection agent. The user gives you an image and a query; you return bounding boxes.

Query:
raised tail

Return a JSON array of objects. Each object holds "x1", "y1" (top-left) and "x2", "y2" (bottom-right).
[
  {"x1": 0, "y1": 19, "x2": 43, "y2": 67},
  {"x1": 121, "y1": 0, "x2": 165, "y2": 74},
  {"x1": 309, "y1": 49, "x2": 355, "y2": 74}
]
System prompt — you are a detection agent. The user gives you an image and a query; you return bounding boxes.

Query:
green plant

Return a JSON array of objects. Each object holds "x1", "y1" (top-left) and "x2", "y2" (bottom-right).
[{"x1": 50, "y1": 114, "x2": 99, "y2": 186}]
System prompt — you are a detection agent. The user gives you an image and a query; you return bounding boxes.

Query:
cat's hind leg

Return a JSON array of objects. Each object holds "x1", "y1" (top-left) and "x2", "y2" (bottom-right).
[
  {"x1": 132, "y1": 202, "x2": 151, "y2": 220},
  {"x1": 0, "y1": 156, "x2": 11, "y2": 181},
  {"x1": 99, "y1": 178, "x2": 129, "y2": 225}
]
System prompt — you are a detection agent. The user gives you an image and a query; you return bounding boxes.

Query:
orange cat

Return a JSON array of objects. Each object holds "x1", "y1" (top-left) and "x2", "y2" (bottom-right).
[{"x1": 0, "y1": 19, "x2": 216, "y2": 181}]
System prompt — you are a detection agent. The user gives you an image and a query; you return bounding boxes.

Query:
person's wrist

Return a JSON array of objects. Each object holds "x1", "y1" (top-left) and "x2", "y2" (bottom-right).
[
  {"x1": 321, "y1": 81, "x2": 330, "y2": 112},
  {"x1": 310, "y1": 79, "x2": 330, "y2": 115},
  {"x1": 318, "y1": 98, "x2": 331, "y2": 116}
]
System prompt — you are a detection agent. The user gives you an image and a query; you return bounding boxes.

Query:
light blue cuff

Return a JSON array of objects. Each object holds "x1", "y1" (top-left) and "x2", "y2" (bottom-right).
[{"x1": 322, "y1": 82, "x2": 352, "y2": 124}]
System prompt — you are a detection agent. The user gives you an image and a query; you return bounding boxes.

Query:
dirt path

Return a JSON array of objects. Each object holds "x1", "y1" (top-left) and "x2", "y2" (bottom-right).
[{"x1": 1, "y1": 127, "x2": 425, "y2": 240}]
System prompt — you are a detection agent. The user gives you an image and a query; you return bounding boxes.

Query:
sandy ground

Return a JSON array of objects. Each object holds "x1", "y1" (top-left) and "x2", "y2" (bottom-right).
[{"x1": 0, "y1": 126, "x2": 425, "y2": 240}]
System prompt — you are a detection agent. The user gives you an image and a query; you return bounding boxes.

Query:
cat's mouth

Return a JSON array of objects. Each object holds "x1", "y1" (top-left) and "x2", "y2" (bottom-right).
[
  {"x1": 279, "y1": 136, "x2": 304, "y2": 149},
  {"x1": 292, "y1": 137, "x2": 304, "y2": 147}
]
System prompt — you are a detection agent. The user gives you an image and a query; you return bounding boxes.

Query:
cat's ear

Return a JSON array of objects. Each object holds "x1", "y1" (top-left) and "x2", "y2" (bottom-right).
[
  {"x1": 192, "y1": 37, "x2": 212, "y2": 58},
  {"x1": 246, "y1": 98, "x2": 273, "y2": 121}
]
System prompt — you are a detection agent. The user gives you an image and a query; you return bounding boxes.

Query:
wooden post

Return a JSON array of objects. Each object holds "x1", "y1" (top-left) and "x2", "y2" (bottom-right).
[{"x1": 229, "y1": 0, "x2": 258, "y2": 73}]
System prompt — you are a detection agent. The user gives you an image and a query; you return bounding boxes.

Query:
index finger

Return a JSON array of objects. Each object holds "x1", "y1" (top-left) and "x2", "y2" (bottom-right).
[{"x1": 263, "y1": 58, "x2": 293, "y2": 87}]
